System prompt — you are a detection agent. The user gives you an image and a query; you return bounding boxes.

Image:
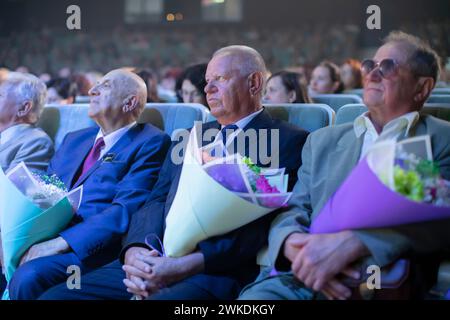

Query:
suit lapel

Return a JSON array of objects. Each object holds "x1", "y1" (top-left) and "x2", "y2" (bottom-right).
[
  {"x1": 72, "y1": 124, "x2": 142, "y2": 188},
  {"x1": 326, "y1": 129, "x2": 363, "y2": 197}
]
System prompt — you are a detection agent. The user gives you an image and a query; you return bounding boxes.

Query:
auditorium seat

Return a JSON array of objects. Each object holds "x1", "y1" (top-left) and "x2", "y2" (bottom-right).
[
  {"x1": 206, "y1": 104, "x2": 334, "y2": 132},
  {"x1": 432, "y1": 88, "x2": 450, "y2": 95},
  {"x1": 427, "y1": 95, "x2": 450, "y2": 104},
  {"x1": 75, "y1": 95, "x2": 90, "y2": 103},
  {"x1": 263, "y1": 103, "x2": 335, "y2": 132},
  {"x1": 311, "y1": 94, "x2": 363, "y2": 112},
  {"x1": 38, "y1": 104, "x2": 97, "y2": 150},
  {"x1": 139, "y1": 103, "x2": 210, "y2": 138},
  {"x1": 335, "y1": 103, "x2": 450, "y2": 125},
  {"x1": 38, "y1": 103, "x2": 209, "y2": 150},
  {"x1": 344, "y1": 88, "x2": 364, "y2": 97}
]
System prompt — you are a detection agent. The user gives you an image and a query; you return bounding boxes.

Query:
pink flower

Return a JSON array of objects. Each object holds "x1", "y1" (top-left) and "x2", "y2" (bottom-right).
[{"x1": 255, "y1": 175, "x2": 280, "y2": 194}]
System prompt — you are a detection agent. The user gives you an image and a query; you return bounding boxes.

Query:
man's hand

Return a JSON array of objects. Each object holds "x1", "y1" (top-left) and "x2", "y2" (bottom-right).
[
  {"x1": 122, "y1": 250, "x2": 204, "y2": 299},
  {"x1": 284, "y1": 231, "x2": 368, "y2": 294},
  {"x1": 123, "y1": 247, "x2": 160, "y2": 298},
  {"x1": 20, "y1": 237, "x2": 70, "y2": 266}
]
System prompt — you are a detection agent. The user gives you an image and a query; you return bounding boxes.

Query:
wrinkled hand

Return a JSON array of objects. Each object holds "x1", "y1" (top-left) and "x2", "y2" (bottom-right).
[
  {"x1": 284, "y1": 231, "x2": 368, "y2": 296},
  {"x1": 123, "y1": 249, "x2": 204, "y2": 299},
  {"x1": 123, "y1": 247, "x2": 159, "y2": 298},
  {"x1": 20, "y1": 237, "x2": 70, "y2": 266}
]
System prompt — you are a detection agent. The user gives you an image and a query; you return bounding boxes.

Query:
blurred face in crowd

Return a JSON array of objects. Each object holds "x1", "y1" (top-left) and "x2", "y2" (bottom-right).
[
  {"x1": 205, "y1": 54, "x2": 256, "y2": 125},
  {"x1": 309, "y1": 66, "x2": 339, "y2": 94},
  {"x1": 46, "y1": 87, "x2": 74, "y2": 105},
  {"x1": 263, "y1": 75, "x2": 295, "y2": 103},
  {"x1": 0, "y1": 82, "x2": 17, "y2": 130},
  {"x1": 181, "y1": 79, "x2": 204, "y2": 104},
  {"x1": 340, "y1": 63, "x2": 357, "y2": 90},
  {"x1": 363, "y1": 42, "x2": 421, "y2": 121}
]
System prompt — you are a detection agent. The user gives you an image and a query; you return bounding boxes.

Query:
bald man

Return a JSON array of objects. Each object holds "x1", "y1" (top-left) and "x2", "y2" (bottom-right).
[
  {"x1": 7, "y1": 69, "x2": 171, "y2": 300},
  {"x1": 40, "y1": 46, "x2": 308, "y2": 300}
]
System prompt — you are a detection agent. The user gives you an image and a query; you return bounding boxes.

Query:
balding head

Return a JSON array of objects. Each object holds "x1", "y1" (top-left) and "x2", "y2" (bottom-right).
[
  {"x1": 88, "y1": 68, "x2": 148, "y2": 134},
  {"x1": 205, "y1": 45, "x2": 267, "y2": 125},
  {"x1": 106, "y1": 69, "x2": 148, "y2": 113},
  {"x1": 213, "y1": 45, "x2": 267, "y2": 80}
]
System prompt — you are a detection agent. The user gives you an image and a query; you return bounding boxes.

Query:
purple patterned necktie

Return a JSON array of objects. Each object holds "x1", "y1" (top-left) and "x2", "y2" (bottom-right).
[{"x1": 79, "y1": 137, "x2": 105, "y2": 178}]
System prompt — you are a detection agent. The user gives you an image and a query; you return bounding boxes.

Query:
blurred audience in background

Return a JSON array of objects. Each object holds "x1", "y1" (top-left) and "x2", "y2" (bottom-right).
[
  {"x1": 135, "y1": 69, "x2": 162, "y2": 103},
  {"x1": 46, "y1": 78, "x2": 78, "y2": 104},
  {"x1": 309, "y1": 61, "x2": 344, "y2": 95},
  {"x1": 263, "y1": 71, "x2": 312, "y2": 104},
  {"x1": 340, "y1": 59, "x2": 363, "y2": 91},
  {"x1": 176, "y1": 63, "x2": 208, "y2": 107}
]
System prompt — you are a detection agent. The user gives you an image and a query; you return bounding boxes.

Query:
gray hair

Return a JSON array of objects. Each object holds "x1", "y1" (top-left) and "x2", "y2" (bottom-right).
[
  {"x1": 213, "y1": 45, "x2": 267, "y2": 78},
  {"x1": 384, "y1": 31, "x2": 441, "y2": 83},
  {"x1": 2, "y1": 72, "x2": 47, "y2": 124}
]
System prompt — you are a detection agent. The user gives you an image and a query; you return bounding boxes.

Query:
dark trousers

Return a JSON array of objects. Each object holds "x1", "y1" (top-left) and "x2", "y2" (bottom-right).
[
  {"x1": 40, "y1": 259, "x2": 216, "y2": 300},
  {"x1": 8, "y1": 252, "x2": 92, "y2": 300}
]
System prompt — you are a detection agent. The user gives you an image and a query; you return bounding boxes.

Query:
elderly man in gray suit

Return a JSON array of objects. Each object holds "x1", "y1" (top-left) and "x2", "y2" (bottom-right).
[
  {"x1": 240, "y1": 31, "x2": 450, "y2": 300},
  {"x1": 0, "y1": 72, "x2": 54, "y2": 173}
]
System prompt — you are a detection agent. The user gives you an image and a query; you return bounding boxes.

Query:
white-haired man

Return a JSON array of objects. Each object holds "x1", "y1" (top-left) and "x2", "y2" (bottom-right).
[{"x1": 0, "y1": 72, "x2": 54, "y2": 173}]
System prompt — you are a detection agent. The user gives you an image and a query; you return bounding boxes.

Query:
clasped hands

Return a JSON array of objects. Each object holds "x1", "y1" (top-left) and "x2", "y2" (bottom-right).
[
  {"x1": 122, "y1": 247, "x2": 185, "y2": 299},
  {"x1": 284, "y1": 231, "x2": 368, "y2": 300}
]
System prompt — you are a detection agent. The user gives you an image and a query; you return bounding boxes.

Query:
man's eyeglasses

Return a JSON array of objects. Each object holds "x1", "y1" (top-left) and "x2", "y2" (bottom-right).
[{"x1": 361, "y1": 58, "x2": 399, "y2": 79}]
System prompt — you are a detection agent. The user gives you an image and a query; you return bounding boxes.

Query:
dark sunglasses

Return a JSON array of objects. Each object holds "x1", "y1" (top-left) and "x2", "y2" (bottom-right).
[{"x1": 361, "y1": 59, "x2": 399, "y2": 79}]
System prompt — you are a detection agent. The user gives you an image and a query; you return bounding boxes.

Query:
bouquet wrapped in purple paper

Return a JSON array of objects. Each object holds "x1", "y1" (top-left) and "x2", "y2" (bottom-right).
[{"x1": 310, "y1": 136, "x2": 450, "y2": 234}]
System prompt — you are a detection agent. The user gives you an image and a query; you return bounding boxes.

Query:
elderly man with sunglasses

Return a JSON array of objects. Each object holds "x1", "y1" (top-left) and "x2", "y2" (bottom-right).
[{"x1": 239, "y1": 31, "x2": 450, "y2": 300}]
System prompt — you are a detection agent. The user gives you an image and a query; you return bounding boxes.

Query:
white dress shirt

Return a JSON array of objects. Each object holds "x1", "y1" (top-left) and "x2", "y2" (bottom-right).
[
  {"x1": 353, "y1": 111, "x2": 420, "y2": 160},
  {"x1": 94, "y1": 122, "x2": 136, "y2": 160}
]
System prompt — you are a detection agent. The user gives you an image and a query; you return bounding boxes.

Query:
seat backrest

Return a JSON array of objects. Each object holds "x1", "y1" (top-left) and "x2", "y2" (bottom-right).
[
  {"x1": 263, "y1": 103, "x2": 335, "y2": 132},
  {"x1": 38, "y1": 104, "x2": 98, "y2": 150},
  {"x1": 432, "y1": 88, "x2": 450, "y2": 95},
  {"x1": 206, "y1": 104, "x2": 335, "y2": 132},
  {"x1": 427, "y1": 95, "x2": 450, "y2": 104},
  {"x1": 139, "y1": 103, "x2": 210, "y2": 138},
  {"x1": 311, "y1": 94, "x2": 363, "y2": 112},
  {"x1": 344, "y1": 88, "x2": 364, "y2": 97},
  {"x1": 335, "y1": 103, "x2": 450, "y2": 125},
  {"x1": 75, "y1": 95, "x2": 90, "y2": 103}
]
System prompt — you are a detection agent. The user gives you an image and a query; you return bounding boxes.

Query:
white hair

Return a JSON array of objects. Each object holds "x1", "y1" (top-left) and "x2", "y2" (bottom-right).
[{"x1": 3, "y1": 72, "x2": 47, "y2": 123}]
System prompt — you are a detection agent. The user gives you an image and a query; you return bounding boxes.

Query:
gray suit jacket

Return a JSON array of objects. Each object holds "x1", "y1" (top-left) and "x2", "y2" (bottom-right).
[
  {"x1": 0, "y1": 125, "x2": 54, "y2": 173},
  {"x1": 263, "y1": 115, "x2": 450, "y2": 272}
]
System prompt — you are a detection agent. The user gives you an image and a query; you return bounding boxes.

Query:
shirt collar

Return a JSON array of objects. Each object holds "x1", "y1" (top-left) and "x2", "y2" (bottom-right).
[
  {"x1": 95, "y1": 121, "x2": 136, "y2": 152},
  {"x1": 221, "y1": 109, "x2": 264, "y2": 130},
  {"x1": 0, "y1": 124, "x2": 33, "y2": 145},
  {"x1": 353, "y1": 111, "x2": 419, "y2": 138}
]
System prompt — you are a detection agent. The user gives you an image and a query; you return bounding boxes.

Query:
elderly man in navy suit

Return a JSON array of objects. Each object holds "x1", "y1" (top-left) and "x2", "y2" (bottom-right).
[
  {"x1": 39, "y1": 46, "x2": 309, "y2": 300},
  {"x1": 7, "y1": 69, "x2": 171, "y2": 300}
]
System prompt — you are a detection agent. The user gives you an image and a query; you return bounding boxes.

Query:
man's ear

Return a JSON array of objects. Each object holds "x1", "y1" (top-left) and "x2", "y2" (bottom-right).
[
  {"x1": 248, "y1": 72, "x2": 264, "y2": 97},
  {"x1": 122, "y1": 95, "x2": 138, "y2": 113},
  {"x1": 16, "y1": 101, "x2": 33, "y2": 118},
  {"x1": 414, "y1": 77, "x2": 434, "y2": 103}
]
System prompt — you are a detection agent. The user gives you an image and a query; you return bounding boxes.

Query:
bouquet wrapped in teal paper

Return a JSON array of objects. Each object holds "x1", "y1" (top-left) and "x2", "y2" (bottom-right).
[{"x1": 0, "y1": 162, "x2": 82, "y2": 282}]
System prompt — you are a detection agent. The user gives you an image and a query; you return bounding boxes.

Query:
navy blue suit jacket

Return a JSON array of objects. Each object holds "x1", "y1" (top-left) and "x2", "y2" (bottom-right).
[
  {"x1": 121, "y1": 110, "x2": 309, "y2": 298},
  {"x1": 48, "y1": 123, "x2": 171, "y2": 267}
]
